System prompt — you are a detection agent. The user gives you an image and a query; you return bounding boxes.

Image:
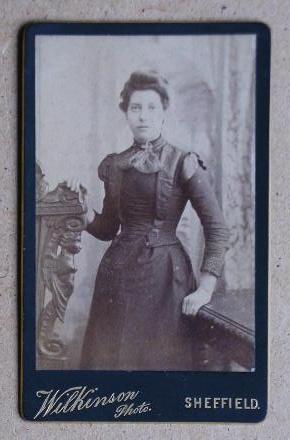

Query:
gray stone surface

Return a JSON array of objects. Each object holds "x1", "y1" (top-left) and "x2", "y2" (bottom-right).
[{"x1": 0, "y1": 0, "x2": 289, "y2": 438}]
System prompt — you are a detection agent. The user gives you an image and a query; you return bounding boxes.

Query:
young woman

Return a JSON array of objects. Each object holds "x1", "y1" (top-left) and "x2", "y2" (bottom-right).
[{"x1": 75, "y1": 70, "x2": 229, "y2": 370}]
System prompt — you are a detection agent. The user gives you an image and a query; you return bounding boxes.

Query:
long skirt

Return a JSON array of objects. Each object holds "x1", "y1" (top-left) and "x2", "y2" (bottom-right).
[{"x1": 80, "y1": 235, "x2": 197, "y2": 370}]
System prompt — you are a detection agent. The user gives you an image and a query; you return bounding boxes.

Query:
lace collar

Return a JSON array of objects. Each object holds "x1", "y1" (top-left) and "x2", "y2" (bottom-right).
[{"x1": 132, "y1": 135, "x2": 166, "y2": 151}]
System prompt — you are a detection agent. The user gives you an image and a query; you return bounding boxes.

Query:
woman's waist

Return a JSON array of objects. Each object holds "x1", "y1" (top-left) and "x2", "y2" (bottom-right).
[{"x1": 118, "y1": 222, "x2": 179, "y2": 247}]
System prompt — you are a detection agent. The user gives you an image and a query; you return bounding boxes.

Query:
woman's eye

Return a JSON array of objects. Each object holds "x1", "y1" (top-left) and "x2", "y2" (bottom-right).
[
  {"x1": 148, "y1": 105, "x2": 156, "y2": 111},
  {"x1": 130, "y1": 105, "x2": 141, "y2": 112}
]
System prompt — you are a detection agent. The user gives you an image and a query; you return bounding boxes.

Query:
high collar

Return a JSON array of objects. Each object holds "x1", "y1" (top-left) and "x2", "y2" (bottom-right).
[{"x1": 132, "y1": 135, "x2": 166, "y2": 150}]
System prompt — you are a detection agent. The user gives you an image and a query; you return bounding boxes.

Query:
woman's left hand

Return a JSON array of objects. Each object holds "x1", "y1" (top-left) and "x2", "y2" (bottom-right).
[
  {"x1": 182, "y1": 287, "x2": 213, "y2": 317},
  {"x1": 182, "y1": 272, "x2": 217, "y2": 317}
]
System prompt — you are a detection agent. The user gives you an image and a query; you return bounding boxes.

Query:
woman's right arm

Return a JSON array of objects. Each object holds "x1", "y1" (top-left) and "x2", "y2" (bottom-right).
[
  {"x1": 86, "y1": 155, "x2": 120, "y2": 241},
  {"x1": 86, "y1": 188, "x2": 120, "y2": 241}
]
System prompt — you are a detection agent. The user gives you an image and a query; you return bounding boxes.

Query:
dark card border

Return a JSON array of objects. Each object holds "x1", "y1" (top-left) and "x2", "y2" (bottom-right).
[{"x1": 19, "y1": 22, "x2": 270, "y2": 422}]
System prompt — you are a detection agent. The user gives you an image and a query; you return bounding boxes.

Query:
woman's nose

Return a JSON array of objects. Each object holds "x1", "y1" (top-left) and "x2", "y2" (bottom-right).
[{"x1": 139, "y1": 108, "x2": 149, "y2": 121}]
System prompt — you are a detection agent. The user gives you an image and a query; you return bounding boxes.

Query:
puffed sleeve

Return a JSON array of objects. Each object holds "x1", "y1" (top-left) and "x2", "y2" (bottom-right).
[
  {"x1": 86, "y1": 154, "x2": 120, "y2": 241},
  {"x1": 181, "y1": 153, "x2": 230, "y2": 277}
]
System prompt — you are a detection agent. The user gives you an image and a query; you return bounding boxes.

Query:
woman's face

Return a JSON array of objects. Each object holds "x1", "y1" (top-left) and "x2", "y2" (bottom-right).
[{"x1": 126, "y1": 90, "x2": 166, "y2": 143}]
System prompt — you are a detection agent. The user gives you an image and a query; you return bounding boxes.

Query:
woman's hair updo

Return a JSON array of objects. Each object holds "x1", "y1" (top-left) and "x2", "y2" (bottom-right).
[{"x1": 119, "y1": 70, "x2": 170, "y2": 112}]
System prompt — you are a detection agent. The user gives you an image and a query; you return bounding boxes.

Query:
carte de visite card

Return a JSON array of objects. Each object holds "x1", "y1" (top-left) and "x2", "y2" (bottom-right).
[{"x1": 20, "y1": 22, "x2": 270, "y2": 422}]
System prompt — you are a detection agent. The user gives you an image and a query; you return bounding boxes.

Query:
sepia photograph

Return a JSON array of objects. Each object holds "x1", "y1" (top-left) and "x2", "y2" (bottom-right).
[{"x1": 35, "y1": 32, "x2": 256, "y2": 372}]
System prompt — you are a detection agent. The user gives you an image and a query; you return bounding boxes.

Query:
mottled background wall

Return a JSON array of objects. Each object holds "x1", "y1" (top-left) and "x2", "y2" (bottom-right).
[
  {"x1": 0, "y1": 0, "x2": 289, "y2": 438},
  {"x1": 35, "y1": 34, "x2": 255, "y2": 368}
]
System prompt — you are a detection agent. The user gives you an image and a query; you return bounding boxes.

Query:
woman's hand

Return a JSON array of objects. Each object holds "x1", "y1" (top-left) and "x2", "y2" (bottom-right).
[
  {"x1": 182, "y1": 287, "x2": 212, "y2": 316},
  {"x1": 182, "y1": 272, "x2": 217, "y2": 317},
  {"x1": 65, "y1": 178, "x2": 83, "y2": 193},
  {"x1": 64, "y1": 178, "x2": 95, "y2": 225}
]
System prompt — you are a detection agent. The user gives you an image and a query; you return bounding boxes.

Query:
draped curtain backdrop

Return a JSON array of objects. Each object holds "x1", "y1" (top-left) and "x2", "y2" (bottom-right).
[{"x1": 36, "y1": 35, "x2": 256, "y2": 368}]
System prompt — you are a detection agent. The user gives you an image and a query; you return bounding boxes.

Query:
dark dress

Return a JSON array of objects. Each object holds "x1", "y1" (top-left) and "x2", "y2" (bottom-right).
[{"x1": 81, "y1": 137, "x2": 229, "y2": 370}]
